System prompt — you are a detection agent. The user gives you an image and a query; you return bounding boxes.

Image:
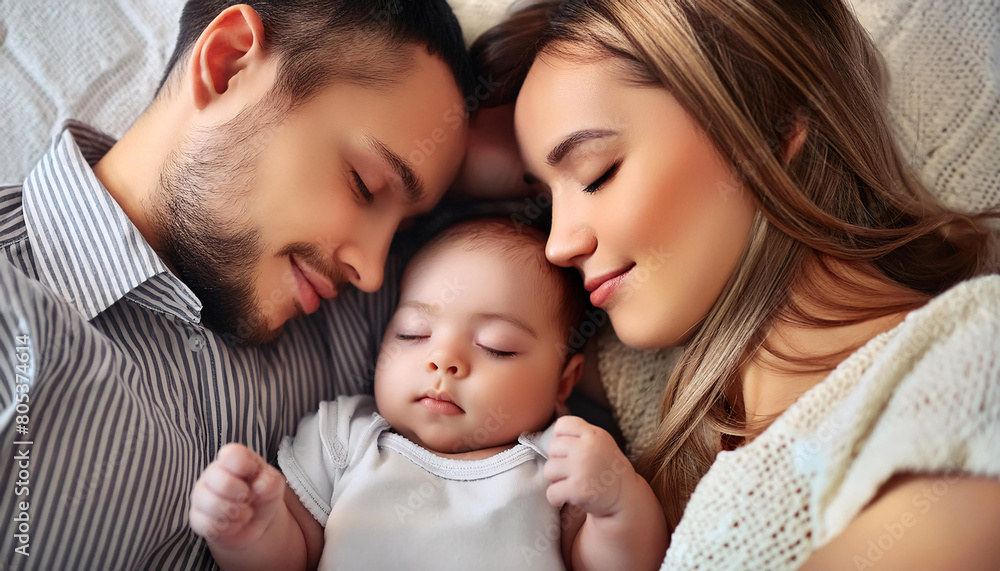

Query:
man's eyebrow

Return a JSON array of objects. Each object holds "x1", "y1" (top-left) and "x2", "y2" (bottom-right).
[
  {"x1": 365, "y1": 135, "x2": 426, "y2": 205},
  {"x1": 397, "y1": 302, "x2": 538, "y2": 338},
  {"x1": 546, "y1": 129, "x2": 619, "y2": 166}
]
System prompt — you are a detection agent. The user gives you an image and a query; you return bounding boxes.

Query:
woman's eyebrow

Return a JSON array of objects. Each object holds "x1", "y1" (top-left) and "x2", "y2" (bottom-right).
[{"x1": 546, "y1": 129, "x2": 619, "y2": 166}]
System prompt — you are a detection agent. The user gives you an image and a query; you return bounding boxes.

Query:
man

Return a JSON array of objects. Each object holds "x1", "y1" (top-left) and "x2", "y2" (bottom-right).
[{"x1": 0, "y1": 0, "x2": 472, "y2": 567}]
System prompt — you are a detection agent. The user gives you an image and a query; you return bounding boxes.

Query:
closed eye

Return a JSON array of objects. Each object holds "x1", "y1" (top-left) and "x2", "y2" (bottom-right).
[
  {"x1": 583, "y1": 161, "x2": 622, "y2": 194},
  {"x1": 351, "y1": 171, "x2": 375, "y2": 204},
  {"x1": 478, "y1": 344, "x2": 516, "y2": 359},
  {"x1": 395, "y1": 334, "x2": 427, "y2": 342}
]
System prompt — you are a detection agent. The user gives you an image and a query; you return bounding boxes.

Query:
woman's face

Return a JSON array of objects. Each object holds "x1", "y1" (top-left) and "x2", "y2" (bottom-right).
[{"x1": 515, "y1": 55, "x2": 757, "y2": 349}]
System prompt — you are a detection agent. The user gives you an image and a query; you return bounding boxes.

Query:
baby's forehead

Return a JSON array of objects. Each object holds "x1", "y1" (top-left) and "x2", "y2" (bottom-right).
[
  {"x1": 408, "y1": 234, "x2": 555, "y2": 287},
  {"x1": 403, "y1": 229, "x2": 565, "y2": 300}
]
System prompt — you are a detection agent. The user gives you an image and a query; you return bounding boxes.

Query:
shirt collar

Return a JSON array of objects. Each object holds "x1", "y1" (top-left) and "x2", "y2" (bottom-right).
[
  {"x1": 21, "y1": 121, "x2": 202, "y2": 323},
  {"x1": 518, "y1": 421, "x2": 559, "y2": 459}
]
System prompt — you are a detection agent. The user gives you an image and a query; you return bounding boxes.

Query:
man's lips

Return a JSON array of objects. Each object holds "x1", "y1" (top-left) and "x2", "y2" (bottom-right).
[
  {"x1": 292, "y1": 255, "x2": 337, "y2": 299},
  {"x1": 290, "y1": 255, "x2": 338, "y2": 315}
]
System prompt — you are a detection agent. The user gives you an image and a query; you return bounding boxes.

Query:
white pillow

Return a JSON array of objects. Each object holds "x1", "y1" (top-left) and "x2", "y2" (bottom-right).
[
  {"x1": 0, "y1": 0, "x2": 184, "y2": 183},
  {"x1": 851, "y1": 0, "x2": 1000, "y2": 216}
]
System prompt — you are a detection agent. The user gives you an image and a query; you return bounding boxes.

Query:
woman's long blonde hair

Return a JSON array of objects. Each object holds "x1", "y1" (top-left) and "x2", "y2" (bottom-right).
[{"x1": 473, "y1": 0, "x2": 998, "y2": 535}]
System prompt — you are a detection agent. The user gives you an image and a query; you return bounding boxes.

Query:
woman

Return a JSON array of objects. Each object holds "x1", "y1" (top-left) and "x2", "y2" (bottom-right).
[{"x1": 469, "y1": 0, "x2": 1000, "y2": 568}]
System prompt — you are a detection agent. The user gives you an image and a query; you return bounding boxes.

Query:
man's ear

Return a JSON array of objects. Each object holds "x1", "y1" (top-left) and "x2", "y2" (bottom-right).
[
  {"x1": 188, "y1": 5, "x2": 266, "y2": 110},
  {"x1": 556, "y1": 353, "x2": 585, "y2": 406}
]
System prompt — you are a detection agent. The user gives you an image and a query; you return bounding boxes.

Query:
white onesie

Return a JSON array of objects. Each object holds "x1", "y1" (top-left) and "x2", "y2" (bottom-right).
[{"x1": 278, "y1": 395, "x2": 565, "y2": 570}]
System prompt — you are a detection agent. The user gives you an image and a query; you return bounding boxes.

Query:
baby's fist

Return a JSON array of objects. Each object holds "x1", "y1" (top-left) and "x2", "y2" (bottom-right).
[
  {"x1": 189, "y1": 443, "x2": 286, "y2": 549},
  {"x1": 543, "y1": 416, "x2": 634, "y2": 518}
]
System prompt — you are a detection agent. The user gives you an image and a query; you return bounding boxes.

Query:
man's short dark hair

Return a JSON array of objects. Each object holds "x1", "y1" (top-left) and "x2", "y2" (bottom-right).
[{"x1": 158, "y1": 0, "x2": 475, "y2": 105}]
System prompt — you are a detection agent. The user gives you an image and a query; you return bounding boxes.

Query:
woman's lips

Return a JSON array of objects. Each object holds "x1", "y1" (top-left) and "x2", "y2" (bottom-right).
[
  {"x1": 587, "y1": 264, "x2": 635, "y2": 308},
  {"x1": 419, "y1": 397, "x2": 464, "y2": 415}
]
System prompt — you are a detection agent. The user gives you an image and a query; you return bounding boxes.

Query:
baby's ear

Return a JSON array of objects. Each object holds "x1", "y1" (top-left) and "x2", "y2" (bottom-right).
[{"x1": 556, "y1": 353, "x2": 585, "y2": 405}]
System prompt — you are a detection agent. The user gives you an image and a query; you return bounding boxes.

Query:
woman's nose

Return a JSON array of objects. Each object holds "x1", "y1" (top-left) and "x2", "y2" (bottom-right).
[{"x1": 545, "y1": 199, "x2": 597, "y2": 268}]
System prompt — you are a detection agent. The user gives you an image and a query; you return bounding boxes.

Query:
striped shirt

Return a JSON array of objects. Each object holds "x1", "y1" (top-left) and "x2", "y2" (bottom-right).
[{"x1": 0, "y1": 122, "x2": 406, "y2": 569}]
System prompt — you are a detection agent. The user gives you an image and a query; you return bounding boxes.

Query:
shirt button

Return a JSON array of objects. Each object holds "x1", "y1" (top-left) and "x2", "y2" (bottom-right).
[{"x1": 187, "y1": 334, "x2": 206, "y2": 352}]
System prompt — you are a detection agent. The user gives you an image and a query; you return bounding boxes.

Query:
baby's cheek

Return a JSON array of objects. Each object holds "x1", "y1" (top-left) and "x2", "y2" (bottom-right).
[
  {"x1": 374, "y1": 342, "x2": 398, "y2": 373},
  {"x1": 375, "y1": 335, "x2": 418, "y2": 377}
]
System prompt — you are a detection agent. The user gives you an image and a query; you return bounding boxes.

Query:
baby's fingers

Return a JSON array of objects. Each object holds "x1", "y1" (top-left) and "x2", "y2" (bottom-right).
[
  {"x1": 546, "y1": 435, "x2": 578, "y2": 459},
  {"x1": 248, "y1": 463, "x2": 286, "y2": 506},
  {"x1": 189, "y1": 484, "x2": 251, "y2": 540},
  {"x1": 216, "y1": 443, "x2": 266, "y2": 481},
  {"x1": 201, "y1": 462, "x2": 252, "y2": 503},
  {"x1": 543, "y1": 457, "x2": 571, "y2": 485},
  {"x1": 546, "y1": 478, "x2": 589, "y2": 509}
]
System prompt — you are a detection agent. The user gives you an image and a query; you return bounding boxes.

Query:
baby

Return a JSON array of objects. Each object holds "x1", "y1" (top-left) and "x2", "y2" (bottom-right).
[{"x1": 189, "y1": 218, "x2": 668, "y2": 570}]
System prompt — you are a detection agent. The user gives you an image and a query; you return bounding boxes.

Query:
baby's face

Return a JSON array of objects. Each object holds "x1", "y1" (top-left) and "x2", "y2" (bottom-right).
[{"x1": 374, "y1": 243, "x2": 571, "y2": 455}]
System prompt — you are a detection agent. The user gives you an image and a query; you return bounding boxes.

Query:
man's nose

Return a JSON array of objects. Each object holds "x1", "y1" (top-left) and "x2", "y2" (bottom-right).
[
  {"x1": 338, "y1": 224, "x2": 395, "y2": 293},
  {"x1": 341, "y1": 256, "x2": 384, "y2": 293}
]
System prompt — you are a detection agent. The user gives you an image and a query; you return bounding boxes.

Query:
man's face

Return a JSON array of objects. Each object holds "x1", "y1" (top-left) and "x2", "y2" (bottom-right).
[{"x1": 153, "y1": 48, "x2": 468, "y2": 344}]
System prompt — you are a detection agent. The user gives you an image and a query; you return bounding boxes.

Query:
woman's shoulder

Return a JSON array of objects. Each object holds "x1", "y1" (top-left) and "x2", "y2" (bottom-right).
[
  {"x1": 881, "y1": 274, "x2": 1000, "y2": 404},
  {"x1": 913, "y1": 273, "x2": 1000, "y2": 327},
  {"x1": 791, "y1": 274, "x2": 1000, "y2": 544},
  {"x1": 867, "y1": 272, "x2": 1000, "y2": 425},
  {"x1": 663, "y1": 276, "x2": 1000, "y2": 568},
  {"x1": 738, "y1": 275, "x2": 999, "y2": 445}
]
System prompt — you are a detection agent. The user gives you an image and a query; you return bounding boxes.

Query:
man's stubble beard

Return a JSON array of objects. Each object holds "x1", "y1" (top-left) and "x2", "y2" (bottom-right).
[{"x1": 149, "y1": 103, "x2": 285, "y2": 346}]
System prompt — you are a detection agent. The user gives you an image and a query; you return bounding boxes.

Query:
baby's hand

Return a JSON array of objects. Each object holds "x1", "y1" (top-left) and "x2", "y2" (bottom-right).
[
  {"x1": 543, "y1": 416, "x2": 634, "y2": 518},
  {"x1": 189, "y1": 443, "x2": 287, "y2": 550}
]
